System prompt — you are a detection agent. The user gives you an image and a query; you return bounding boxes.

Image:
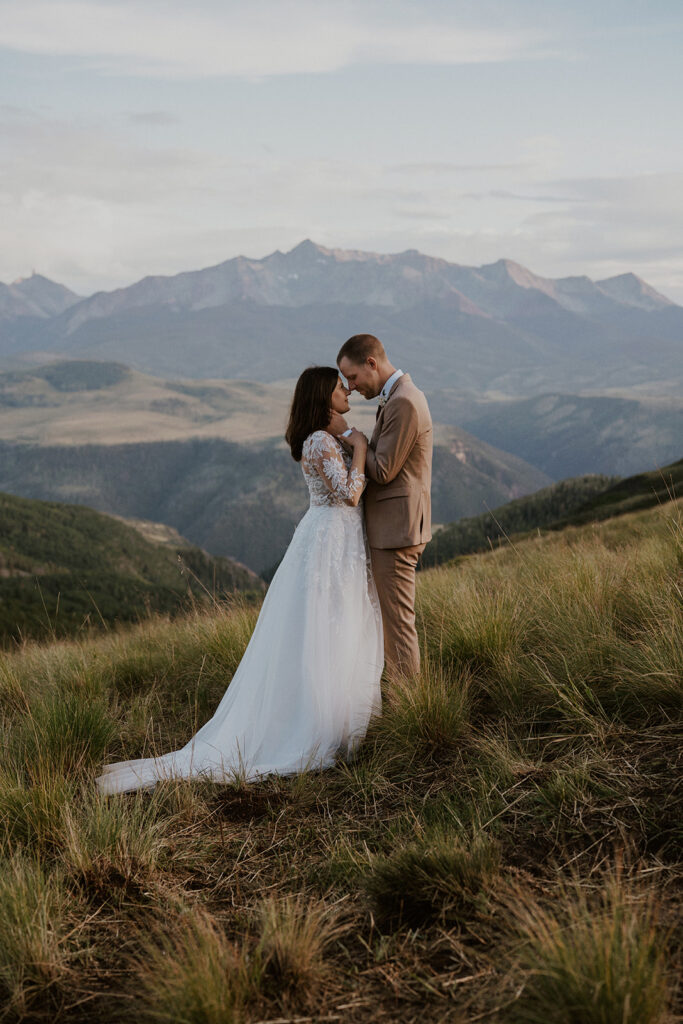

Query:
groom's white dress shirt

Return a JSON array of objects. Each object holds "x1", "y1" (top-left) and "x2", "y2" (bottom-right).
[{"x1": 378, "y1": 368, "x2": 404, "y2": 407}]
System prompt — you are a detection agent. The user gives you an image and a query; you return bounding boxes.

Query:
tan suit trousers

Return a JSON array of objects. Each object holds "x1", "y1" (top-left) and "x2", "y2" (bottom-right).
[{"x1": 370, "y1": 543, "x2": 426, "y2": 680}]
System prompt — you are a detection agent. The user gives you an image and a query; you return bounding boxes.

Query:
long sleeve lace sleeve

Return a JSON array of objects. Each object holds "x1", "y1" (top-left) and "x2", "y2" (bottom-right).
[{"x1": 304, "y1": 431, "x2": 366, "y2": 506}]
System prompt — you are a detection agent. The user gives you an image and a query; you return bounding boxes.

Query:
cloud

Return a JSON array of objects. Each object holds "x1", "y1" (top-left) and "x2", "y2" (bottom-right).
[
  {"x1": 0, "y1": 0, "x2": 552, "y2": 78},
  {"x1": 387, "y1": 161, "x2": 530, "y2": 175},
  {"x1": 516, "y1": 172, "x2": 683, "y2": 262},
  {"x1": 392, "y1": 206, "x2": 452, "y2": 221},
  {"x1": 1, "y1": 106, "x2": 682, "y2": 305},
  {"x1": 126, "y1": 111, "x2": 180, "y2": 125},
  {"x1": 461, "y1": 188, "x2": 589, "y2": 203},
  {"x1": 490, "y1": 172, "x2": 683, "y2": 300}
]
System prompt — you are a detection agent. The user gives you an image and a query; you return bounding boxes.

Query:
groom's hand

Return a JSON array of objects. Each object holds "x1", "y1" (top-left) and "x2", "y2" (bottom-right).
[{"x1": 328, "y1": 411, "x2": 349, "y2": 435}]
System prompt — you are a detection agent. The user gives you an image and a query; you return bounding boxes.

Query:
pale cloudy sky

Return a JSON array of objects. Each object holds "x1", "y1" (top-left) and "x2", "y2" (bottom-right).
[{"x1": 1, "y1": 0, "x2": 682, "y2": 301}]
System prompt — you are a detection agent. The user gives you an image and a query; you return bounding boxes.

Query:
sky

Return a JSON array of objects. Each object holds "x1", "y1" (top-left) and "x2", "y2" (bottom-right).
[{"x1": 1, "y1": 0, "x2": 683, "y2": 302}]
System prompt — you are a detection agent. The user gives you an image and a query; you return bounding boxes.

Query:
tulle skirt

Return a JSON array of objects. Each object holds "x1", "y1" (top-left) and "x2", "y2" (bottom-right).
[{"x1": 96, "y1": 502, "x2": 383, "y2": 794}]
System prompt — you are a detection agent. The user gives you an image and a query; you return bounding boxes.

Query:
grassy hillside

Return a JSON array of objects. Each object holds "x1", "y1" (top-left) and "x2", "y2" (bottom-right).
[
  {"x1": 424, "y1": 457, "x2": 682, "y2": 567},
  {"x1": 0, "y1": 491, "x2": 263, "y2": 646},
  {"x1": 0, "y1": 361, "x2": 315, "y2": 444},
  {"x1": 0, "y1": 497, "x2": 679, "y2": 1021}
]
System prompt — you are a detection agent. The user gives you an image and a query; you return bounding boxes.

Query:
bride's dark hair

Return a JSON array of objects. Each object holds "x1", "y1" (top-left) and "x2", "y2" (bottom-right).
[{"x1": 286, "y1": 365, "x2": 340, "y2": 461}]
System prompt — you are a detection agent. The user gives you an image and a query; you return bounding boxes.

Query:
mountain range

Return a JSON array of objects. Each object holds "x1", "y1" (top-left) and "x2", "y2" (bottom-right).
[
  {"x1": 2, "y1": 241, "x2": 681, "y2": 394},
  {"x1": 2, "y1": 242, "x2": 681, "y2": 574}
]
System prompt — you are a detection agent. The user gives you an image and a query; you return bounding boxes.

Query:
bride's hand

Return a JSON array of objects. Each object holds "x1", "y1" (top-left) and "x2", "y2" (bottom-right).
[{"x1": 346, "y1": 428, "x2": 368, "y2": 451}]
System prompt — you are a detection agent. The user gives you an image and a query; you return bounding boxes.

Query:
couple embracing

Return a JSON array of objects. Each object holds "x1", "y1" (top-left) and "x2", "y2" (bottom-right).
[{"x1": 97, "y1": 334, "x2": 432, "y2": 795}]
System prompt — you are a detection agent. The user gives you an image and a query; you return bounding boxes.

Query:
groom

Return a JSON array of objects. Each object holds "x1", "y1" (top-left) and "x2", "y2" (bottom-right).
[{"x1": 332, "y1": 333, "x2": 432, "y2": 680}]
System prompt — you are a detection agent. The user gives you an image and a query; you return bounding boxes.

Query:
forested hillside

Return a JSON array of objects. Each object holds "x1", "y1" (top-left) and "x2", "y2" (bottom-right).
[
  {"x1": 423, "y1": 457, "x2": 682, "y2": 567},
  {"x1": 0, "y1": 491, "x2": 263, "y2": 645}
]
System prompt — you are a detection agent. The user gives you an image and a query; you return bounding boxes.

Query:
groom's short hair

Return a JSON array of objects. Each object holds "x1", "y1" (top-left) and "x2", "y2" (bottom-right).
[{"x1": 337, "y1": 334, "x2": 386, "y2": 365}]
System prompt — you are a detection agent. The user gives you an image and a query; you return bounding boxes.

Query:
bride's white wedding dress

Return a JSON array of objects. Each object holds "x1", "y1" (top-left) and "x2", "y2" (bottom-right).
[{"x1": 96, "y1": 431, "x2": 383, "y2": 795}]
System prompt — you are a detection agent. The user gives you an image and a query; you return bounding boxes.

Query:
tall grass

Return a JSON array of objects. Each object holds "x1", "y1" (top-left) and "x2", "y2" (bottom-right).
[
  {"x1": 0, "y1": 854, "x2": 84, "y2": 1020},
  {"x1": 418, "y1": 502, "x2": 683, "y2": 725},
  {"x1": 365, "y1": 831, "x2": 501, "y2": 928},
  {"x1": 0, "y1": 601, "x2": 258, "y2": 770},
  {"x1": 506, "y1": 869, "x2": 672, "y2": 1024},
  {"x1": 0, "y1": 500, "x2": 678, "y2": 1020},
  {"x1": 255, "y1": 893, "x2": 347, "y2": 998},
  {"x1": 131, "y1": 912, "x2": 252, "y2": 1024}
]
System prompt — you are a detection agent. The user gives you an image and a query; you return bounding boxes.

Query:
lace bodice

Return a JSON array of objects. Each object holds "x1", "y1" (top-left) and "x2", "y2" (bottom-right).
[{"x1": 301, "y1": 430, "x2": 366, "y2": 508}]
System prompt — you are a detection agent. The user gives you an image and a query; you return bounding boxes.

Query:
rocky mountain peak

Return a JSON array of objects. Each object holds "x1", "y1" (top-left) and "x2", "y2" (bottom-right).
[
  {"x1": 286, "y1": 239, "x2": 331, "y2": 260},
  {"x1": 0, "y1": 272, "x2": 82, "y2": 318},
  {"x1": 480, "y1": 258, "x2": 548, "y2": 290},
  {"x1": 596, "y1": 273, "x2": 673, "y2": 310}
]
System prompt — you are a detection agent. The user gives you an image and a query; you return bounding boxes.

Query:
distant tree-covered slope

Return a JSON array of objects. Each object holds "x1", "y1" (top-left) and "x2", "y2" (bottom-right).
[
  {"x1": 423, "y1": 474, "x2": 617, "y2": 567},
  {"x1": 0, "y1": 492, "x2": 263, "y2": 646},
  {"x1": 453, "y1": 392, "x2": 683, "y2": 479},
  {"x1": 422, "y1": 457, "x2": 682, "y2": 567},
  {"x1": 549, "y1": 458, "x2": 683, "y2": 528},
  {"x1": 0, "y1": 432, "x2": 549, "y2": 574}
]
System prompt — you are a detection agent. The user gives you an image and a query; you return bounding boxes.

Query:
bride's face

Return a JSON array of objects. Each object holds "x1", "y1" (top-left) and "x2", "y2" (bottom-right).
[{"x1": 329, "y1": 375, "x2": 350, "y2": 414}]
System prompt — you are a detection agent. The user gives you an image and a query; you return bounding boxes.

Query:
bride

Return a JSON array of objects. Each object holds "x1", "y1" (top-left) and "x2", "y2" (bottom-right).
[{"x1": 96, "y1": 367, "x2": 383, "y2": 795}]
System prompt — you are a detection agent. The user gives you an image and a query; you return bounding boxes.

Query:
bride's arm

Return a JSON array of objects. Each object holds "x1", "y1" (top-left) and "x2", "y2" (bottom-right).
[{"x1": 309, "y1": 431, "x2": 367, "y2": 507}]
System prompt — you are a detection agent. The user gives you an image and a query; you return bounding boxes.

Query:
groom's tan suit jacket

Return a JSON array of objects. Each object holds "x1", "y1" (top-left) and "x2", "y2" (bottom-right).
[{"x1": 364, "y1": 373, "x2": 433, "y2": 550}]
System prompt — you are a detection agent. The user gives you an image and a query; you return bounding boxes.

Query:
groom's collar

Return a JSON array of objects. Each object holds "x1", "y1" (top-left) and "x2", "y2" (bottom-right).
[{"x1": 378, "y1": 369, "x2": 404, "y2": 407}]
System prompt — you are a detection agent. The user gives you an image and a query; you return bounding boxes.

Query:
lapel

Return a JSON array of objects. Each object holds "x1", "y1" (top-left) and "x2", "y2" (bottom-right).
[{"x1": 371, "y1": 373, "x2": 411, "y2": 446}]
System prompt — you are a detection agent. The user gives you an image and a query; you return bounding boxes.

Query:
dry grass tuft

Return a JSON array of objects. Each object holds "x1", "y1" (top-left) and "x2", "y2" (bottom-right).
[
  {"x1": 255, "y1": 893, "x2": 348, "y2": 1003},
  {"x1": 131, "y1": 911, "x2": 252, "y2": 1024},
  {"x1": 0, "y1": 854, "x2": 85, "y2": 1021},
  {"x1": 374, "y1": 661, "x2": 471, "y2": 763},
  {"x1": 365, "y1": 831, "x2": 501, "y2": 929},
  {"x1": 61, "y1": 786, "x2": 175, "y2": 901},
  {"x1": 10, "y1": 690, "x2": 116, "y2": 781},
  {"x1": 505, "y1": 867, "x2": 673, "y2": 1024},
  {"x1": 0, "y1": 768, "x2": 73, "y2": 857}
]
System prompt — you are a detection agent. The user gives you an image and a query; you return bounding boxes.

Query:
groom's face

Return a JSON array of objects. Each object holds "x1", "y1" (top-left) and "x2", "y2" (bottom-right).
[{"x1": 338, "y1": 356, "x2": 381, "y2": 400}]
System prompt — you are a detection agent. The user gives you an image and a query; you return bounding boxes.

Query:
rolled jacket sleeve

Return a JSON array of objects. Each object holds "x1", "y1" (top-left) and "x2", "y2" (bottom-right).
[{"x1": 365, "y1": 397, "x2": 419, "y2": 485}]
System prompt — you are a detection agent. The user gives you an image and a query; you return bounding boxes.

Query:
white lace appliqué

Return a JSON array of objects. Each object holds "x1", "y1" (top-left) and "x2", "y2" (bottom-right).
[{"x1": 301, "y1": 431, "x2": 366, "y2": 507}]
